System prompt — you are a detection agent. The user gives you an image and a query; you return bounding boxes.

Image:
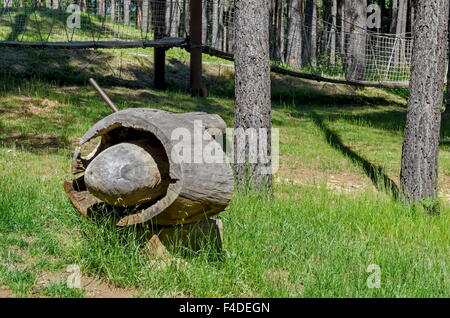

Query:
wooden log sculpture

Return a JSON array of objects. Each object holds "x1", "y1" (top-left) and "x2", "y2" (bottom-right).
[{"x1": 64, "y1": 108, "x2": 234, "y2": 227}]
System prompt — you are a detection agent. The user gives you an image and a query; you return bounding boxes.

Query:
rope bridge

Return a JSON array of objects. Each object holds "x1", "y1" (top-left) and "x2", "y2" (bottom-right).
[{"x1": 0, "y1": 0, "x2": 413, "y2": 89}]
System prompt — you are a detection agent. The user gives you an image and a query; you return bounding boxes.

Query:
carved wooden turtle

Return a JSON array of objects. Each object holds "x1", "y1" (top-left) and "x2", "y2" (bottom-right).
[{"x1": 64, "y1": 108, "x2": 234, "y2": 226}]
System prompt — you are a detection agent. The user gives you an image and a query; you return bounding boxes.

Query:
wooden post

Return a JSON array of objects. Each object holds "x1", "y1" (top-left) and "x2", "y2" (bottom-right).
[
  {"x1": 153, "y1": 0, "x2": 167, "y2": 90},
  {"x1": 190, "y1": 0, "x2": 207, "y2": 97}
]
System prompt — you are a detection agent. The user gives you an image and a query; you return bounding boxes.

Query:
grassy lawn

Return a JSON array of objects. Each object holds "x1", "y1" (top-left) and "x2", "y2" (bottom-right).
[{"x1": 0, "y1": 45, "x2": 449, "y2": 297}]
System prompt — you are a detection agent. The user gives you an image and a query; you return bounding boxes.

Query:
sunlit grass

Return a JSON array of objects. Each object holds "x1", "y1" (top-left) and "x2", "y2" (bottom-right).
[{"x1": 0, "y1": 53, "x2": 449, "y2": 297}]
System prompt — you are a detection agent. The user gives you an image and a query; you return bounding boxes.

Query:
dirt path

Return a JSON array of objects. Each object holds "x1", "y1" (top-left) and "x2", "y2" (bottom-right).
[
  {"x1": 0, "y1": 271, "x2": 139, "y2": 298},
  {"x1": 276, "y1": 165, "x2": 450, "y2": 203}
]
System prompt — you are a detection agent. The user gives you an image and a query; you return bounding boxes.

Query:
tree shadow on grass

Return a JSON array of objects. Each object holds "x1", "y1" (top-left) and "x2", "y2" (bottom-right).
[
  {"x1": 0, "y1": 116, "x2": 69, "y2": 153},
  {"x1": 0, "y1": 132, "x2": 68, "y2": 153},
  {"x1": 310, "y1": 112, "x2": 400, "y2": 199}
]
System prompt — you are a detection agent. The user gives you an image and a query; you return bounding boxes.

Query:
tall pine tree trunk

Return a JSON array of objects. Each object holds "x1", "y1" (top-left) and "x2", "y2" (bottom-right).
[
  {"x1": 142, "y1": 0, "x2": 149, "y2": 32},
  {"x1": 80, "y1": 0, "x2": 87, "y2": 12},
  {"x1": 110, "y1": 0, "x2": 116, "y2": 22},
  {"x1": 390, "y1": 0, "x2": 399, "y2": 34},
  {"x1": 345, "y1": 0, "x2": 367, "y2": 81},
  {"x1": 124, "y1": 0, "x2": 130, "y2": 25},
  {"x1": 339, "y1": 0, "x2": 346, "y2": 57},
  {"x1": 212, "y1": 0, "x2": 224, "y2": 49},
  {"x1": 395, "y1": 0, "x2": 408, "y2": 67},
  {"x1": 446, "y1": 2, "x2": 450, "y2": 116},
  {"x1": 184, "y1": 0, "x2": 190, "y2": 35},
  {"x1": 97, "y1": 0, "x2": 105, "y2": 17},
  {"x1": 234, "y1": 0, "x2": 272, "y2": 191},
  {"x1": 274, "y1": 0, "x2": 286, "y2": 62},
  {"x1": 379, "y1": 0, "x2": 386, "y2": 33},
  {"x1": 286, "y1": 0, "x2": 303, "y2": 69},
  {"x1": 303, "y1": 0, "x2": 317, "y2": 67},
  {"x1": 165, "y1": 0, "x2": 181, "y2": 37},
  {"x1": 400, "y1": 0, "x2": 449, "y2": 211},
  {"x1": 137, "y1": 2, "x2": 143, "y2": 29},
  {"x1": 202, "y1": 0, "x2": 207, "y2": 44},
  {"x1": 225, "y1": 0, "x2": 235, "y2": 53},
  {"x1": 330, "y1": 0, "x2": 337, "y2": 65},
  {"x1": 172, "y1": 2, "x2": 181, "y2": 37}
]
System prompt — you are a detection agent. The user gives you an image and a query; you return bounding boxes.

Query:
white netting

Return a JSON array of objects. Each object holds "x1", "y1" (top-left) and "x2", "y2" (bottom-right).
[
  {"x1": 0, "y1": 0, "x2": 185, "y2": 42},
  {"x1": 201, "y1": 1, "x2": 412, "y2": 84},
  {"x1": 0, "y1": 0, "x2": 413, "y2": 86}
]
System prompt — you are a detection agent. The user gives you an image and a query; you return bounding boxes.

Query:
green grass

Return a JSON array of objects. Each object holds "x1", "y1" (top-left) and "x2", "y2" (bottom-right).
[
  {"x1": 39, "y1": 282, "x2": 85, "y2": 298},
  {"x1": 0, "y1": 46, "x2": 449, "y2": 297}
]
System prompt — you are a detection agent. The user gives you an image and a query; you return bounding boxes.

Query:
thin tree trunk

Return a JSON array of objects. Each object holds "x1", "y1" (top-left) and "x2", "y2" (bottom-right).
[
  {"x1": 400, "y1": 0, "x2": 449, "y2": 211},
  {"x1": 380, "y1": 0, "x2": 386, "y2": 33},
  {"x1": 124, "y1": 0, "x2": 130, "y2": 25},
  {"x1": 81, "y1": 0, "x2": 87, "y2": 12},
  {"x1": 274, "y1": 0, "x2": 286, "y2": 62},
  {"x1": 270, "y1": 0, "x2": 276, "y2": 58},
  {"x1": 184, "y1": 0, "x2": 190, "y2": 35},
  {"x1": 212, "y1": 0, "x2": 219, "y2": 47},
  {"x1": 303, "y1": 0, "x2": 317, "y2": 67},
  {"x1": 212, "y1": 0, "x2": 224, "y2": 49},
  {"x1": 396, "y1": 0, "x2": 408, "y2": 66},
  {"x1": 165, "y1": 0, "x2": 180, "y2": 37},
  {"x1": 218, "y1": 0, "x2": 224, "y2": 50},
  {"x1": 142, "y1": 0, "x2": 149, "y2": 32},
  {"x1": 339, "y1": 0, "x2": 346, "y2": 57},
  {"x1": 345, "y1": 0, "x2": 367, "y2": 81},
  {"x1": 202, "y1": 0, "x2": 207, "y2": 44},
  {"x1": 234, "y1": 0, "x2": 272, "y2": 191},
  {"x1": 171, "y1": 1, "x2": 181, "y2": 37},
  {"x1": 98, "y1": 0, "x2": 105, "y2": 17},
  {"x1": 226, "y1": 0, "x2": 235, "y2": 53},
  {"x1": 110, "y1": 0, "x2": 116, "y2": 22},
  {"x1": 410, "y1": 0, "x2": 415, "y2": 33},
  {"x1": 390, "y1": 0, "x2": 399, "y2": 34},
  {"x1": 286, "y1": 0, "x2": 303, "y2": 69},
  {"x1": 330, "y1": 0, "x2": 337, "y2": 65},
  {"x1": 137, "y1": 2, "x2": 143, "y2": 29}
]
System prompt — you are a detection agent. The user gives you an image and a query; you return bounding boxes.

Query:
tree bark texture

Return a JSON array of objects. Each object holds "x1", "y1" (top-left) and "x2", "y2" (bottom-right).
[
  {"x1": 286, "y1": 0, "x2": 303, "y2": 68},
  {"x1": 233, "y1": 0, "x2": 272, "y2": 191},
  {"x1": 345, "y1": 0, "x2": 367, "y2": 81},
  {"x1": 400, "y1": 0, "x2": 449, "y2": 208}
]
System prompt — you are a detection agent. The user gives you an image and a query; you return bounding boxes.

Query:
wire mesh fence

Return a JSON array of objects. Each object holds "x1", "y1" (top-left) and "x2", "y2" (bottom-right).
[
  {"x1": 0, "y1": 0, "x2": 413, "y2": 86},
  {"x1": 0, "y1": 0, "x2": 185, "y2": 42}
]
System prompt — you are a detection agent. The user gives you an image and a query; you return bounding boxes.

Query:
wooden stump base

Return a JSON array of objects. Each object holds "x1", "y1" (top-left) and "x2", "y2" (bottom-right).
[{"x1": 145, "y1": 219, "x2": 223, "y2": 257}]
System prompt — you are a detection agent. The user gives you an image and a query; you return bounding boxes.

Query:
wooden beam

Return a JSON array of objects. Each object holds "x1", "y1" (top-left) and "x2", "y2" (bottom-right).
[
  {"x1": 153, "y1": 0, "x2": 168, "y2": 90},
  {"x1": 0, "y1": 38, "x2": 186, "y2": 49}
]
